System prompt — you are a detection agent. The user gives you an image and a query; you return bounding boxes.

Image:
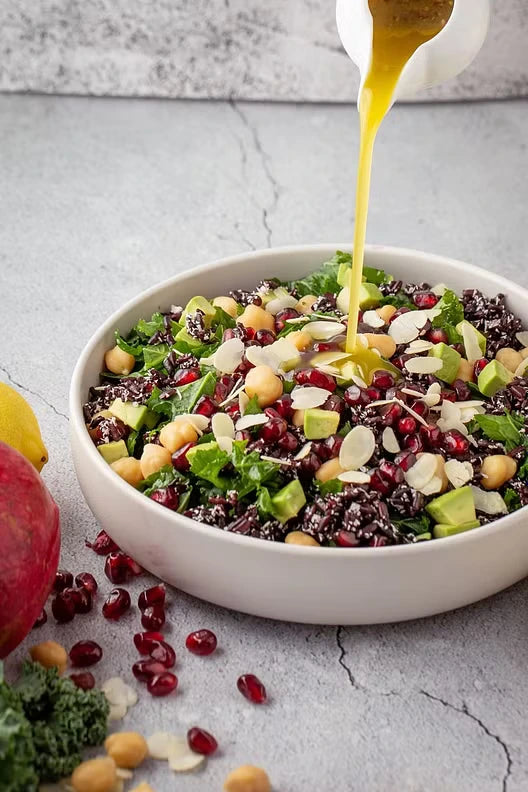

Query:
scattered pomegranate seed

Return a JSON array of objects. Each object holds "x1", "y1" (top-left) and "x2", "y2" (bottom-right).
[
  {"x1": 70, "y1": 672, "x2": 95, "y2": 690},
  {"x1": 344, "y1": 385, "x2": 368, "y2": 407},
  {"x1": 452, "y1": 343, "x2": 465, "y2": 356},
  {"x1": 295, "y1": 368, "x2": 336, "y2": 392},
  {"x1": 138, "y1": 584, "x2": 166, "y2": 611},
  {"x1": 86, "y1": 530, "x2": 119, "y2": 555},
  {"x1": 335, "y1": 530, "x2": 360, "y2": 548},
  {"x1": 187, "y1": 727, "x2": 218, "y2": 756},
  {"x1": 150, "y1": 487, "x2": 180, "y2": 510},
  {"x1": 147, "y1": 671, "x2": 178, "y2": 697},
  {"x1": 225, "y1": 403, "x2": 241, "y2": 420},
  {"x1": 474, "y1": 358, "x2": 488, "y2": 377},
  {"x1": 380, "y1": 402, "x2": 403, "y2": 426},
  {"x1": 275, "y1": 308, "x2": 300, "y2": 333},
  {"x1": 394, "y1": 450, "x2": 417, "y2": 471},
  {"x1": 149, "y1": 641, "x2": 176, "y2": 669},
  {"x1": 277, "y1": 432, "x2": 298, "y2": 453},
  {"x1": 368, "y1": 469, "x2": 392, "y2": 495},
  {"x1": 193, "y1": 395, "x2": 218, "y2": 418},
  {"x1": 185, "y1": 629, "x2": 218, "y2": 656},
  {"x1": 72, "y1": 587, "x2": 93, "y2": 614},
  {"x1": 104, "y1": 552, "x2": 142, "y2": 584},
  {"x1": 172, "y1": 368, "x2": 201, "y2": 386},
  {"x1": 371, "y1": 370, "x2": 396, "y2": 390},
  {"x1": 274, "y1": 394, "x2": 294, "y2": 421},
  {"x1": 237, "y1": 674, "x2": 267, "y2": 704},
  {"x1": 397, "y1": 416, "x2": 417, "y2": 435},
  {"x1": 69, "y1": 640, "x2": 103, "y2": 667},
  {"x1": 297, "y1": 452, "x2": 321, "y2": 479},
  {"x1": 370, "y1": 536, "x2": 389, "y2": 547},
  {"x1": 260, "y1": 415, "x2": 287, "y2": 442},
  {"x1": 443, "y1": 430, "x2": 470, "y2": 456},
  {"x1": 403, "y1": 434, "x2": 424, "y2": 454},
  {"x1": 413, "y1": 292, "x2": 438, "y2": 309},
  {"x1": 53, "y1": 569, "x2": 74, "y2": 593},
  {"x1": 366, "y1": 386, "x2": 381, "y2": 401},
  {"x1": 75, "y1": 572, "x2": 98, "y2": 595},
  {"x1": 33, "y1": 609, "x2": 47, "y2": 628},
  {"x1": 235, "y1": 430, "x2": 252, "y2": 442},
  {"x1": 441, "y1": 390, "x2": 457, "y2": 403},
  {"x1": 378, "y1": 460, "x2": 404, "y2": 487},
  {"x1": 171, "y1": 442, "x2": 195, "y2": 472},
  {"x1": 392, "y1": 354, "x2": 411, "y2": 370},
  {"x1": 134, "y1": 631, "x2": 165, "y2": 653},
  {"x1": 52, "y1": 590, "x2": 76, "y2": 623},
  {"x1": 453, "y1": 379, "x2": 472, "y2": 400},
  {"x1": 419, "y1": 424, "x2": 443, "y2": 448},
  {"x1": 141, "y1": 604, "x2": 166, "y2": 631},
  {"x1": 214, "y1": 381, "x2": 229, "y2": 402},
  {"x1": 410, "y1": 400, "x2": 429, "y2": 419},
  {"x1": 389, "y1": 306, "x2": 411, "y2": 322},
  {"x1": 102, "y1": 588, "x2": 131, "y2": 621},
  {"x1": 322, "y1": 393, "x2": 345, "y2": 415},
  {"x1": 222, "y1": 328, "x2": 237, "y2": 342},
  {"x1": 132, "y1": 659, "x2": 167, "y2": 683},
  {"x1": 255, "y1": 329, "x2": 276, "y2": 346},
  {"x1": 426, "y1": 327, "x2": 448, "y2": 344},
  {"x1": 313, "y1": 342, "x2": 335, "y2": 352}
]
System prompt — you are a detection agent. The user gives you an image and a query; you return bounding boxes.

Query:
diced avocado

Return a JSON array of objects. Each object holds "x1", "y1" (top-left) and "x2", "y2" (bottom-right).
[
  {"x1": 271, "y1": 479, "x2": 306, "y2": 524},
  {"x1": 108, "y1": 398, "x2": 148, "y2": 430},
  {"x1": 304, "y1": 408, "x2": 340, "y2": 440},
  {"x1": 433, "y1": 520, "x2": 480, "y2": 539},
  {"x1": 185, "y1": 441, "x2": 218, "y2": 464},
  {"x1": 414, "y1": 532, "x2": 432, "y2": 542},
  {"x1": 428, "y1": 342, "x2": 462, "y2": 384},
  {"x1": 98, "y1": 439, "x2": 128, "y2": 464},
  {"x1": 456, "y1": 320, "x2": 486, "y2": 355},
  {"x1": 359, "y1": 282, "x2": 383, "y2": 309},
  {"x1": 337, "y1": 260, "x2": 351, "y2": 287},
  {"x1": 426, "y1": 486, "x2": 476, "y2": 526},
  {"x1": 94, "y1": 409, "x2": 114, "y2": 420},
  {"x1": 175, "y1": 327, "x2": 202, "y2": 348},
  {"x1": 183, "y1": 296, "x2": 216, "y2": 325},
  {"x1": 477, "y1": 359, "x2": 513, "y2": 397},
  {"x1": 143, "y1": 410, "x2": 160, "y2": 430}
]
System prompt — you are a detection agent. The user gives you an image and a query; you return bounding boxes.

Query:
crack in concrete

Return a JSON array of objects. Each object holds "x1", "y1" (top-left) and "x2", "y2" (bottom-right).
[
  {"x1": 0, "y1": 364, "x2": 68, "y2": 420},
  {"x1": 420, "y1": 690, "x2": 512, "y2": 792},
  {"x1": 230, "y1": 100, "x2": 280, "y2": 247},
  {"x1": 336, "y1": 626, "x2": 360, "y2": 690}
]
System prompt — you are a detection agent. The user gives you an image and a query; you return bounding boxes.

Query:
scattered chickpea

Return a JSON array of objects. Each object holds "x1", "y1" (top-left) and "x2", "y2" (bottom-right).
[
  {"x1": 104, "y1": 346, "x2": 135, "y2": 376},
  {"x1": 285, "y1": 531, "x2": 320, "y2": 547},
  {"x1": 288, "y1": 330, "x2": 312, "y2": 351},
  {"x1": 434, "y1": 454, "x2": 449, "y2": 494},
  {"x1": 244, "y1": 365, "x2": 283, "y2": 407},
  {"x1": 364, "y1": 333, "x2": 397, "y2": 359},
  {"x1": 376, "y1": 304, "x2": 397, "y2": 324},
  {"x1": 105, "y1": 732, "x2": 148, "y2": 769},
  {"x1": 159, "y1": 420, "x2": 198, "y2": 453},
  {"x1": 130, "y1": 785, "x2": 155, "y2": 792},
  {"x1": 238, "y1": 304, "x2": 275, "y2": 333},
  {"x1": 456, "y1": 358, "x2": 475, "y2": 383},
  {"x1": 111, "y1": 457, "x2": 143, "y2": 487},
  {"x1": 71, "y1": 757, "x2": 117, "y2": 792},
  {"x1": 496, "y1": 347, "x2": 523, "y2": 373},
  {"x1": 315, "y1": 457, "x2": 344, "y2": 483},
  {"x1": 296, "y1": 294, "x2": 317, "y2": 314},
  {"x1": 29, "y1": 640, "x2": 68, "y2": 675},
  {"x1": 292, "y1": 409, "x2": 305, "y2": 427},
  {"x1": 224, "y1": 765, "x2": 271, "y2": 792},
  {"x1": 140, "y1": 443, "x2": 172, "y2": 478},
  {"x1": 213, "y1": 296, "x2": 239, "y2": 318},
  {"x1": 480, "y1": 455, "x2": 517, "y2": 490}
]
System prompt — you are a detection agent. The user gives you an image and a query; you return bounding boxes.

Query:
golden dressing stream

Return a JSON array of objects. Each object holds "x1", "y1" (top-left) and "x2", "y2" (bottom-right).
[{"x1": 345, "y1": 0, "x2": 454, "y2": 355}]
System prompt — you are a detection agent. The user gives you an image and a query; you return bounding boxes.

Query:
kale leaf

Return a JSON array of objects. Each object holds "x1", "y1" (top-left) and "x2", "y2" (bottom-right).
[
  {"x1": 289, "y1": 254, "x2": 342, "y2": 297},
  {"x1": 432, "y1": 289, "x2": 464, "y2": 343},
  {"x1": 148, "y1": 372, "x2": 216, "y2": 420},
  {"x1": 504, "y1": 488, "x2": 522, "y2": 512},
  {"x1": 392, "y1": 513, "x2": 432, "y2": 535},
  {"x1": 473, "y1": 412, "x2": 524, "y2": 451}
]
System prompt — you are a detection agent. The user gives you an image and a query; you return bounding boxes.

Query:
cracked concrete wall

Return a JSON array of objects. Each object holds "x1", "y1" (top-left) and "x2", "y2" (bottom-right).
[{"x1": 0, "y1": 0, "x2": 527, "y2": 101}]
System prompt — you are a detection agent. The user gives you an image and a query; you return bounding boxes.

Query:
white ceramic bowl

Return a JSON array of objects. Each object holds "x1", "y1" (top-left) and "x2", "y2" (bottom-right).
[{"x1": 70, "y1": 244, "x2": 528, "y2": 625}]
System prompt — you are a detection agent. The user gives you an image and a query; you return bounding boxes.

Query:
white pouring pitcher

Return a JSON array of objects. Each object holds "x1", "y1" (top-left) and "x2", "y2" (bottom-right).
[{"x1": 336, "y1": 0, "x2": 491, "y2": 105}]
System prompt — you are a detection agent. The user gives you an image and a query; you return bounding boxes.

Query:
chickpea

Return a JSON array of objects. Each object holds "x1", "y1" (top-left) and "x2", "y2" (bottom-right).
[
  {"x1": 29, "y1": 640, "x2": 67, "y2": 675},
  {"x1": 159, "y1": 420, "x2": 198, "y2": 453},
  {"x1": 376, "y1": 304, "x2": 397, "y2": 324},
  {"x1": 130, "y1": 785, "x2": 155, "y2": 792},
  {"x1": 434, "y1": 454, "x2": 449, "y2": 494},
  {"x1": 111, "y1": 457, "x2": 143, "y2": 487},
  {"x1": 315, "y1": 458, "x2": 344, "y2": 483},
  {"x1": 140, "y1": 443, "x2": 172, "y2": 478},
  {"x1": 456, "y1": 358, "x2": 475, "y2": 383},
  {"x1": 71, "y1": 757, "x2": 117, "y2": 792},
  {"x1": 244, "y1": 365, "x2": 283, "y2": 407},
  {"x1": 288, "y1": 330, "x2": 312, "y2": 351},
  {"x1": 213, "y1": 296, "x2": 239, "y2": 318},
  {"x1": 285, "y1": 531, "x2": 320, "y2": 547},
  {"x1": 238, "y1": 304, "x2": 275, "y2": 333},
  {"x1": 292, "y1": 409, "x2": 305, "y2": 427},
  {"x1": 496, "y1": 347, "x2": 523, "y2": 373},
  {"x1": 364, "y1": 333, "x2": 397, "y2": 359},
  {"x1": 224, "y1": 765, "x2": 271, "y2": 792},
  {"x1": 105, "y1": 732, "x2": 148, "y2": 769},
  {"x1": 296, "y1": 295, "x2": 317, "y2": 315},
  {"x1": 104, "y1": 346, "x2": 135, "y2": 376},
  {"x1": 480, "y1": 455, "x2": 517, "y2": 490}
]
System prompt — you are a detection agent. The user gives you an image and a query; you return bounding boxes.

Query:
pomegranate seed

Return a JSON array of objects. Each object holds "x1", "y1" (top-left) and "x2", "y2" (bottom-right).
[
  {"x1": 275, "y1": 308, "x2": 300, "y2": 333},
  {"x1": 366, "y1": 386, "x2": 381, "y2": 401},
  {"x1": 134, "y1": 631, "x2": 165, "y2": 653},
  {"x1": 452, "y1": 343, "x2": 465, "y2": 356},
  {"x1": 244, "y1": 326, "x2": 255, "y2": 340},
  {"x1": 344, "y1": 385, "x2": 369, "y2": 406},
  {"x1": 237, "y1": 674, "x2": 267, "y2": 704},
  {"x1": 33, "y1": 609, "x2": 47, "y2": 629},
  {"x1": 313, "y1": 342, "x2": 335, "y2": 352},
  {"x1": 370, "y1": 536, "x2": 389, "y2": 547},
  {"x1": 53, "y1": 569, "x2": 73, "y2": 593},
  {"x1": 104, "y1": 552, "x2": 142, "y2": 584},
  {"x1": 274, "y1": 394, "x2": 293, "y2": 420},
  {"x1": 132, "y1": 659, "x2": 167, "y2": 683},
  {"x1": 389, "y1": 307, "x2": 411, "y2": 323},
  {"x1": 102, "y1": 588, "x2": 131, "y2": 620},
  {"x1": 147, "y1": 672, "x2": 178, "y2": 697},
  {"x1": 172, "y1": 368, "x2": 200, "y2": 386},
  {"x1": 322, "y1": 393, "x2": 345, "y2": 415},
  {"x1": 222, "y1": 328, "x2": 236, "y2": 341},
  {"x1": 260, "y1": 415, "x2": 287, "y2": 442},
  {"x1": 295, "y1": 368, "x2": 336, "y2": 392},
  {"x1": 255, "y1": 329, "x2": 276, "y2": 346},
  {"x1": 397, "y1": 416, "x2": 417, "y2": 435},
  {"x1": 70, "y1": 672, "x2": 95, "y2": 690},
  {"x1": 187, "y1": 727, "x2": 218, "y2": 756},
  {"x1": 277, "y1": 432, "x2": 298, "y2": 452},
  {"x1": 52, "y1": 590, "x2": 76, "y2": 623},
  {"x1": 413, "y1": 292, "x2": 438, "y2": 309},
  {"x1": 426, "y1": 328, "x2": 448, "y2": 344},
  {"x1": 141, "y1": 604, "x2": 165, "y2": 631},
  {"x1": 335, "y1": 530, "x2": 360, "y2": 548},
  {"x1": 214, "y1": 381, "x2": 229, "y2": 402},
  {"x1": 403, "y1": 434, "x2": 424, "y2": 454},
  {"x1": 443, "y1": 429, "x2": 469, "y2": 456},
  {"x1": 86, "y1": 530, "x2": 119, "y2": 555},
  {"x1": 452, "y1": 379, "x2": 472, "y2": 400},
  {"x1": 225, "y1": 403, "x2": 240, "y2": 420},
  {"x1": 371, "y1": 370, "x2": 396, "y2": 390},
  {"x1": 419, "y1": 424, "x2": 443, "y2": 448},
  {"x1": 324, "y1": 434, "x2": 344, "y2": 459},
  {"x1": 235, "y1": 430, "x2": 252, "y2": 442},
  {"x1": 75, "y1": 572, "x2": 98, "y2": 595},
  {"x1": 394, "y1": 450, "x2": 417, "y2": 471},
  {"x1": 185, "y1": 629, "x2": 217, "y2": 656},
  {"x1": 138, "y1": 584, "x2": 166, "y2": 611},
  {"x1": 73, "y1": 587, "x2": 93, "y2": 614},
  {"x1": 441, "y1": 390, "x2": 457, "y2": 403},
  {"x1": 380, "y1": 402, "x2": 403, "y2": 426},
  {"x1": 149, "y1": 641, "x2": 176, "y2": 668},
  {"x1": 410, "y1": 400, "x2": 429, "y2": 419},
  {"x1": 171, "y1": 442, "x2": 195, "y2": 472},
  {"x1": 297, "y1": 452, "x2": 321, "y2": 479},
  {"x1": 474, "y1": 358, "x2": 488, "y2": 377},
  {"x1": 369, "y1": 469, "x2": 392, "y2": 495},
  {"x1": 193, "y1": 395, "x2": 218, "y2": 418},
  {"x1": 69, "y1": 640, "x2": 103, "y2": 667},
  {"x1": 150, "y1": 487, "x2": 180, "y2": 511},
  {"x1": 378, "y1": 460, "x2": 404, "y2": 487},
  {"x1": 392, "y1": 355, "x2": 410, "y2": 370}
]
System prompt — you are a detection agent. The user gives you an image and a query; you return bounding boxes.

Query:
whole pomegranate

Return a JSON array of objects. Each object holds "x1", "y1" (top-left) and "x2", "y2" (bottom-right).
[{"x1": 0, "y1": 442, "x2": 60, "y2": 657}]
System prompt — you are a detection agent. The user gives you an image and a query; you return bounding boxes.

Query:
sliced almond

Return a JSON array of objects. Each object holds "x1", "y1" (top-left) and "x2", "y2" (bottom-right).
[
  {"x1": 420, "y1": 475, "x2": 444, "y2": 496},
  {"x1": 239, "y1": 391, "x2": 250, "y2": 415},
  {"x1": 310, "y1": 351, "x2": 351, "y2": 368},
  {"x1": 445, "y1": 460, "x2": 474, "y2": 488},
  {"x1": 382, "y1": 427, "x2": 400, "y2": 454},
  {"x1": 405, "y1": 357, "x2": 443, "y2": 375},
  {"x1": 235, "y1": 414, "x2": 269, "y2": 431},
  {"x1": 245, "y1": 344, "x2": 277, "y2": 371},
  {"x1": 471, "y1": 485, "x2": 507, "y2": 515},
  {"x1": 102, "y1": 677, "x2": 132, "y2": 706},
  {"x1": 339, "y1": 426, "x2": 376, "y2": 471},
  {"x1": 338, "y1": 470, "x2": 372, "y2": 484},
  {"x1": 291, "y1": 386, "x2": 332, "y2": 410},
  {"x1": 216, "y1": 436, "x2": 234, "y2": 453},
  {"x1": 212, "y1": 412, "x2": 235, "y2": 440},
  {"x1": 108, "y1": 701, "x2": 128, "y2": 721},
  {"x1": 460, "y1": 322, "x2": 482, "y2": 363},
  {"x1": 362, "y1": 310, "x2": 385, "y2": 328},
  {"x1": 176, "y1": 414, "x2": 209, "y2": 434},
  {"x1": 266, "y1": 294, "x2": 298, "y2": 315},
  {"x1": 294, "y1": 442, "x2": 312, "y2": 460},
  {"x1": 167, "y1": 736, "x2": 206, "y2": 772},
  {"x1": 404, "y1": 453, "x2": 437, "y2": 491},
  {"x1": 432, "y1": 283, "x2": 447, "y2": 296},
  {"x1": 514, "y1": 357, "x2": 528, "y2": 378},
  {"x1": 147, "y1": 731, "x2": 174, "y2": 760},
  {"x1": 303, "y1": 321, "x2": 347, "y2": 340},
  {"x1": 516, "y1": 331, "x2": 528, "y2": 347},
  {"x1": 213, "y1": 338, "x2": 245, "y2": 374},
  {"x1": 336, "y1": 286, "x2": 350, "y2": 314},
  {"x1": 261, "y1": 455, "x2": 293, "y2": 466},
  {"x1": 405, "y1": 340, "x2": 434, "y2": 354}
]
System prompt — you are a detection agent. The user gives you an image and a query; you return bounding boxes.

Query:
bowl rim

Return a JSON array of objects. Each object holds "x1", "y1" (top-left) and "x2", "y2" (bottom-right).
[{"x1": 70, "y1": 242, "x2": 528, "y2": 559}]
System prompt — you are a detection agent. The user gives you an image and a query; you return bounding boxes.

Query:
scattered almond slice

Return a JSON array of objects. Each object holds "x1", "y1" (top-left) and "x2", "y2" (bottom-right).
[
  {"x1": 405, "y1": 340, "x2": 434, "y2": 354},
  {"x1": 270, "y1": 338, "x2": 301, "y2": 371},
  {"x1": 350, "y1": 374, "x2": 368, "y2": 387},
  {"x1": 460, "y1": 322, "x2": 482, "y2": 363},
  {"x1": 235, "y1": 413, "x2": 269, "y2": 431},
  {"x1": 213, "y1": 338, "x2": 245, "y2": 374},
  {"x1": 404, "y1": 453, "x2": 437, "y2": 491},
  {"x1": 216, "y1": 436, "x2": 234, "y2": 453},
  {"x1": 266, "y1": 294, "x2": 298, "y2": 315},
  {"x1": 514, "y1": 357, "x2": 528, "y2": 378},
  {"x1": 338, "y1": 470, "x2": 372, "y2": 484},
  {"x1": 294, "y1": 442, "x2": 312, "y2": 460},
  {"x1": 471, "y1": 485, "x2": 508, "y2": 515},
  {"x1": 423, "y1": 383, "x2": 442, "y2": 407},
  {"x1": 102, "y1": 677, "x2": 134, "y2": 706},
  {"x1": 291, "y1": 386, "x2": 332, "y2": 410},
  {"x1": 432, "y1": 283, "x2": 447, "y2": 296},
  {"x1": 261, "y1": 455, "x2": 292, "y2": 466},
  {"x1": 397, "y1": 399, "x2": 430, "y2": 428},
  {"x1": 303, "y1": 320, "x2": 347, "y2": 340},
  {"x1": 239, "y1": 391, "x2": 249, "y2": 415},
  {"x1": 245, "y1": 345, "x2": 277, "y2": 371},
  {"x1": 516, "y1": 331, "x2": 528, "y2": 346},
  {"x1": 212, "y1": 413, "x2": 235, "y2": 440},
  {"x1": 401, "y1": 387, "x2": 426, "y2": 399},
  {"x1": 116, "y1": 769, "x2": 134, "y2": 780},
  {"x1": 420, "y1": 475, "x2": 444, "y2": 496},
  {"x1": 382, "y1": 427, "x2": 400, "y2": 454},
  {"x1": 362, "y1": 310, "x2": 385, "y2": 328},
  {"x1": 147, "y1": 731, "x2": 174, "y2": 760},
  {"x1": 445, "y1": 460, "x2": 474, "y2": 488},
  {"x1": 168, "y1": 736, "x2": 206, "y2": 772},
  {"x1": 285, "y1": 316, "x2": 310, "y2": 325},
  {"x1": 310, "y1": 351, "x2": 351, "y2": 367},
  {"x1": 175, "y1": 414, "x2": 209, "y2": 434},
  {"x1": 108, "y1": 701, "x2": 128, "y2": 721},
  {"x1": 339, "y1": 426, "x2": 376, "y2": 471},
  {"x1": 459, "y1": 406, "x2": 485, "y2": 423},
  {"x1": 405, "y1": 357, "x2": 443, "y2": 375},
  {"x1": 220, "y1": 379, "x2": 245, "y2": 407}
]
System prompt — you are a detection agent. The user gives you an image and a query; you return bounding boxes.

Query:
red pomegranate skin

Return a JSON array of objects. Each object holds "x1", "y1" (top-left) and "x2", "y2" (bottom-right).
[{"x1": 0, "y1": 442, "x2": 60, "y2": 658}]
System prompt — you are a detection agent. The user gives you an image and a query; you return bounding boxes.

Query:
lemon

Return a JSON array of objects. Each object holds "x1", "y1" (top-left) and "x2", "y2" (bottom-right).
[{"x1": 0, "y1": 382, "x2": 48, "y2": 471}]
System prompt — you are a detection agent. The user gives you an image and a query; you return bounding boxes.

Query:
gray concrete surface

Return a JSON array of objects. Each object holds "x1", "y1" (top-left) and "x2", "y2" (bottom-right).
[
  {"x1": 2, "y1": 93, "x2": 528, "y2": 791},
  {"x1": 1, "y1": 0, "x2": 527, "y2": 102}
]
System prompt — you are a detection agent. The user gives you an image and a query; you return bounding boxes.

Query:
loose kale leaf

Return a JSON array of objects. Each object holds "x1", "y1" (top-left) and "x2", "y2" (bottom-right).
[
  {"x1": 380, "y1": 292, "x2": 416, "y2": 310},
  {"x1": 432, "y1": 289, "x2": 464, "y2": 343},
  {"x1": 115, "y1": 331, "x2": 144, "y2": 358},
  {"x1": 230, "y1": 441, "x2": 280, "y2": 497},
  {"x1": 517, "y1": 454, "x2": 528, "y2": 481},
  {"x1": 213, "y1": 306, "x2": 236, "y2": 330},
  {"x1": 139, "y1": 464, "x2": 187, "y2": 495},
  {"x1": 134, "y1": 312, "x2": 167, "y2": 339},
  {"x1": 256, "y1": 486, "x2": 275, "y2": 519},
  {"x1": 148, "y1": 372, "x2": 216, "y2": 420},
  {"x1": 473, "y1": 412, "x2": 524, "y2": 451},
  {"x1": 141, "y1": 344, "x2": 170, "y2": 371},
  {"x1": 244, "y1": 395, "x2": 262, "y2": 415},
  {"x1": 392, "y1": 513, "x2": 432, "y2": 535},
  {"x1": 316, "y1": 479, "x2": 344, "y2": 496},
  {"x1": 289, "y1": 254, "x2": 342, "y2": 297},
  {"x1": 363, "y1": 265, "x2": 393, "y2": 286},
  {"x1": 189, "y1": 445, "x2": 231, "y2": 489},
  {"x1": 504, "y1": 488, "x2": 522, "y2": 512}
]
